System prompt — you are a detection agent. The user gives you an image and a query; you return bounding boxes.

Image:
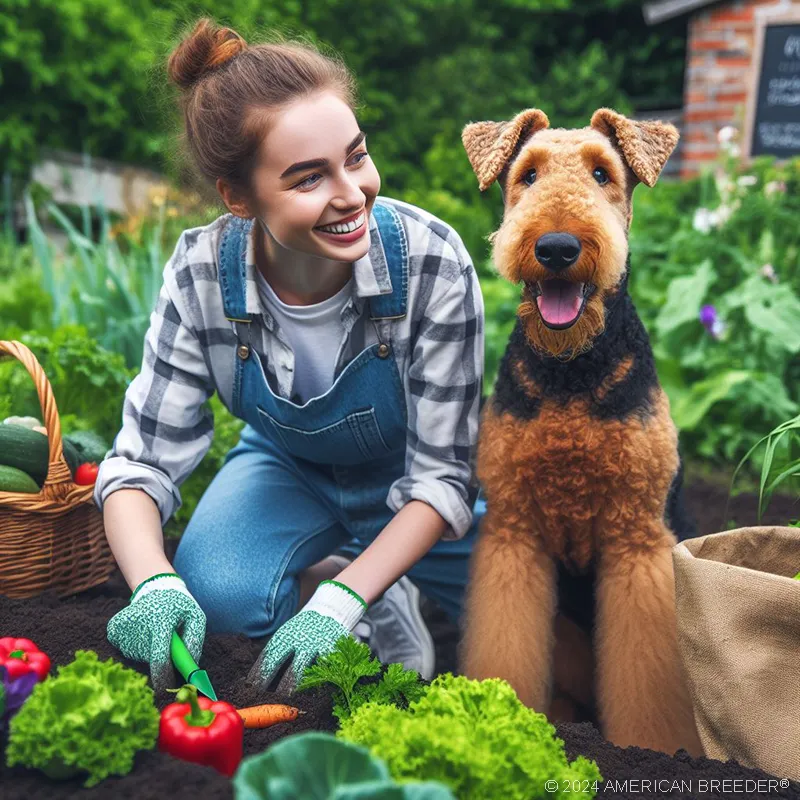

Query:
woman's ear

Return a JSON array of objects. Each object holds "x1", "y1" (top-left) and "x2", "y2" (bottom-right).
[
  {"x1": 462, "y1": 108, "x2": 549, "y2": 192},
  {"x1": 216, "y1": 177, "x2": 252, "y2": 218},
  {"x1": 590, "y1": 108, "x2": 679, "y2": 188}
]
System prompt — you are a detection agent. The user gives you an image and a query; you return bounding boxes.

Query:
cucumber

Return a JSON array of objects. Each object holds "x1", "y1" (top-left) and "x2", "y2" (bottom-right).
[
  {"x1": 0, "y1": 424, "x2": 49, "y2": 487},
  {"x1": 0, "y1": 424, "x2": 85, "y2": 486},
  {"x1": 0, "y1": 464, "x2": 40, "y2": 493}
]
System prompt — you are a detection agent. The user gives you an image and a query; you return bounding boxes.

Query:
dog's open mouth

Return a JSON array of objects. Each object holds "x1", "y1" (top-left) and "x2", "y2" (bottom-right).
[{"x1": 528, "y1": 279, "x2": 595, "y2": 330}]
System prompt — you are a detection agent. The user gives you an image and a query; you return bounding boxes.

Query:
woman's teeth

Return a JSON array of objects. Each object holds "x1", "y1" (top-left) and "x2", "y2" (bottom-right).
[{"x1": 317, "y1": 212, "x2": 365, "y2": 235}]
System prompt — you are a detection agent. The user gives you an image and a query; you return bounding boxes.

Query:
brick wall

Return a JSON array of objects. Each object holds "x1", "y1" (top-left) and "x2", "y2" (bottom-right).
[{"x1": 681, "y1": 0, "x2": 798, "y2": 176}]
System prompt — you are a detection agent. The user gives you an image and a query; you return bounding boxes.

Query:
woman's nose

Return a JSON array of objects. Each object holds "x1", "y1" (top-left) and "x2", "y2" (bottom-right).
[{"x1": 334, "y1": 172, "x2": 366, "y2": 207}]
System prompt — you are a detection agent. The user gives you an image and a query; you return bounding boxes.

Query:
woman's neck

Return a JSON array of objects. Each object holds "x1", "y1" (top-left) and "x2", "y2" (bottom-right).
[{"x1": 255, "y1": 222, "x2": 353, "y2": 306}]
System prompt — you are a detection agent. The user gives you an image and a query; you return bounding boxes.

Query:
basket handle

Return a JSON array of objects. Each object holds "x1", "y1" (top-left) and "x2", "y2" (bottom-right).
[{"x1": 0, "y1": 340, "x2": 72, "y2": 486}]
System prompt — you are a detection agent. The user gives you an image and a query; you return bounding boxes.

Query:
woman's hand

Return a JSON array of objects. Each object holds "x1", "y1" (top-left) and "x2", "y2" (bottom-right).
[
  {"x1": 107, "y1": 573, "x2": 206, "y2": 692},
  {"x1": 247, "y1": 580, "x2": 366, "y2": 692}
]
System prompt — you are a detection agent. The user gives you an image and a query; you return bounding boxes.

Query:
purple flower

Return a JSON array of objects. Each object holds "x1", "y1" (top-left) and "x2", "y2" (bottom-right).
[
  {"x1": 699, "y1": 305, "x2": 718, "y2": 329},
  {"x1": 699, "y1": 305, "x2": 726, "y2": 340},
  {"x1": 0, "y1": 664, "x2": 38, "y2": 731}
]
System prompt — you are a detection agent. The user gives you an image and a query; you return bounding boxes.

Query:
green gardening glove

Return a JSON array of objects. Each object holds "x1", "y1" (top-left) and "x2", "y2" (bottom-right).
[
  {"x1": 248, "y1": 580, "x2": 367, "y2": 693},
  {"x1": 107, "y1": 572, "x2": 206, "y2": 691}
]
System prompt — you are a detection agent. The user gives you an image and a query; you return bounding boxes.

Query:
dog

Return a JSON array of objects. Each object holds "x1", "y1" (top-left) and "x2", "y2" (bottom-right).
[{"x1": 457, "y1": 107, "x2": 703, "y2": 756}]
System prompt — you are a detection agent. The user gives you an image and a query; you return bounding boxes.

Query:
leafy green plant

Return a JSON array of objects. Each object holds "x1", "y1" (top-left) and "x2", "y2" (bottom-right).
[
  {"x1": 338, "y1": 673, "x2": 602, "y2": 800},
  {"x1": 24, "y1": 189, "x2": 167, "y2": 370},
  {"x1": 729, "y1": 413, "x2": 800, "y2": 522},
  {"x1": 0, "y1": 325, "x2": 133, "y2": 444},
  {"x1": 6, "y1": 650, "x2": 159, "y2": 788},
  {"x1": 627, "y1": 146, "x2": 800, "y2": 472},
  {"x1": 234, "y1": 731, "x2": 456, "y2": 799},
  {"x1": 297, "y1": 636, "x2": 425, "y2": 724}
]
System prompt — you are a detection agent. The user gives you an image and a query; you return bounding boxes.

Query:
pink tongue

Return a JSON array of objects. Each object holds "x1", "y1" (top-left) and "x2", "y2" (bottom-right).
[{"x1": 536, "y1": 281, "x2": 583, "y2": 325}]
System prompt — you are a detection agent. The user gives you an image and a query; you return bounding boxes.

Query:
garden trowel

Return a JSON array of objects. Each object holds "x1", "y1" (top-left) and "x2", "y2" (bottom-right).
[{"x1": 170, "y1": 631, "x2": 217, "y2": 701}]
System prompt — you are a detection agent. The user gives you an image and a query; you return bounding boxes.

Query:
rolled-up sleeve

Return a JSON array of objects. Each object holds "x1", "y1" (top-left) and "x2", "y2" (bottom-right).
[
  {"x1": 386, "y1": 238, "x2": 485, "y2": 540},
  {"x1": 94, "y1": 235, "x2": 216, "y2": 526}
]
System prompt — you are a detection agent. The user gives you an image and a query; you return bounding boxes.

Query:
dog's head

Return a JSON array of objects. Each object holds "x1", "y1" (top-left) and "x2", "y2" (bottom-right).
[{"x1": 463, "y1": 108, "x2": 678, "y2": 358}]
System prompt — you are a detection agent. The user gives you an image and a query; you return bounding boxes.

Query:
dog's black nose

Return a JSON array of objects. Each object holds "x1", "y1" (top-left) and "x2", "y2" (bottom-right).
[{"x1": 535, "y1": 233, "x2": 582, "y2": 272}]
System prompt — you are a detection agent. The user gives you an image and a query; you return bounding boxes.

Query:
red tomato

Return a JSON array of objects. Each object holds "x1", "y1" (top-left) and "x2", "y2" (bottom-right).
[{"x1": 74, "y1": 462, "x2": 99, "y2": 485}]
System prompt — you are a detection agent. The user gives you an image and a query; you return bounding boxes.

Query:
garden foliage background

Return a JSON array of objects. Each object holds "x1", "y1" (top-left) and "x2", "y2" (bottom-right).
[{"x1": 1, "y1": 0, "x2": 798, "y2": 530}]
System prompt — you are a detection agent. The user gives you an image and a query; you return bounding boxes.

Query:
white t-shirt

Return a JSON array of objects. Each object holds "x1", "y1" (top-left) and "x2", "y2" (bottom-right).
[{"x1": 255, "y1": 269, "x2": 353, "y2": 405}]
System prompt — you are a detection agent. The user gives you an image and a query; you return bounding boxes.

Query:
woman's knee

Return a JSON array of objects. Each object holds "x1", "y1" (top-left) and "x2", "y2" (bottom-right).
[{"x1": 175, "y1": 542, "x2": 297, "y2": 637}]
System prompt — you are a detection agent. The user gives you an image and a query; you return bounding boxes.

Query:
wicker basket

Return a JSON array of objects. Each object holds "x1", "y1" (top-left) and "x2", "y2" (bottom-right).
[{"x1": 0, "y1": 340, "x2": 116, "y2": 598}]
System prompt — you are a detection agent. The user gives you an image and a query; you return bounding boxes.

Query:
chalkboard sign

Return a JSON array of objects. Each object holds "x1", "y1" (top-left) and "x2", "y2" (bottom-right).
[{"x1": 745, "y1": 11, "x2": 800, "y2": 159}]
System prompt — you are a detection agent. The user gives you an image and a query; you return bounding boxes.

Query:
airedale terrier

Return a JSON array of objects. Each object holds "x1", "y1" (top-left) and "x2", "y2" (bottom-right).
[{"x1": 458, "y1": 107, "x2": 703, "y2": 756}]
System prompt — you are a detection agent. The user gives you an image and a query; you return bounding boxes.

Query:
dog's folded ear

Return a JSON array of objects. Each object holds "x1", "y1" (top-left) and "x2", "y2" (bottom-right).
[
  {"x1": 590, "y1": 108, "x2": 679, "y2": 188},
  {"x1": 462, "y1": 109, "x2": 550, "y2": 192}
]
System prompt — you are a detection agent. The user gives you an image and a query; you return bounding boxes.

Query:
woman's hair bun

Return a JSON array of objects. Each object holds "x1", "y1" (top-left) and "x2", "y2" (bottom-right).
[{"x1": 168, "y1": 18, "x2": 247, "y2": 91}]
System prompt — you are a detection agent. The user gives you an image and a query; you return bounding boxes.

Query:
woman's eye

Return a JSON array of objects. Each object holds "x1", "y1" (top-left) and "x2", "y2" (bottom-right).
[
  {"x1": 295, "y1": 173, "x2": 321, "y2": 190},
  {"x1": 522, "y1": 168, "x2": 537, "y2": 186},
  {"x1": 593, "y1": 167, "x2": 610, "y2": 185},
  {"x1": 350, "y1": 151, "x2": 369, "y2": 166}
]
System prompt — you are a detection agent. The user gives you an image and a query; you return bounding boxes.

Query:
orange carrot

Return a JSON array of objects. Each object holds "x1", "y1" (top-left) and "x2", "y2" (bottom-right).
[{"x1": 236, "y1": 703, "x2": 303, "y2": 729}]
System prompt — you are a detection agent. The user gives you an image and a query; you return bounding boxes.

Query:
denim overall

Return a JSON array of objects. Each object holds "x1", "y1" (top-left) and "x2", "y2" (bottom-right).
[{"x1": 173, "y1": 203, "x2": 486, "y2": 637}]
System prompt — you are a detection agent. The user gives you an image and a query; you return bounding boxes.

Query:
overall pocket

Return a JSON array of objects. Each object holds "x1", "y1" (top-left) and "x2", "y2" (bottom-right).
[{"x1": 256, "y1": 406, "x2": 391, "y2": 465}]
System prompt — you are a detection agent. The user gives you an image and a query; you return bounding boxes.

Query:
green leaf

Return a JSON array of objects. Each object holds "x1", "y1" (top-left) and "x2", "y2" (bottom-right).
[
  {"x1": 671, "y1": 370, "x2": 753, "y2": 431},
  {"x1": 654, "y1": 259, "x2": 715, "y2": 339},
  {"x1": 742, "y1": 282, "x2": 800, "y2": 353},
  {"x1": 338, "y1": 674, "x2": 602, "y2": 800},
  {"x1": 6, "y1": 650, "x2": 158, "y2": 788},
  {"x1": 233, "y1": 731, "x2": 456, "y2": 800},
  {"x1": 297, "y1": 636, "x2": 381, "y2": 712}
]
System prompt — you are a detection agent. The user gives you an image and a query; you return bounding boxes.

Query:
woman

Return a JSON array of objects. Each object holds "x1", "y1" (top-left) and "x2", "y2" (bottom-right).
[{"x1": 95, "y1": 17, "x2": 485, "y2": 693}]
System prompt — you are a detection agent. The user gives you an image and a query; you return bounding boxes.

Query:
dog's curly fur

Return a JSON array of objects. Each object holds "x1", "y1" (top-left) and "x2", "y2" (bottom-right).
[{"x1": 458, "y1": 107, "x2": 703, "y2": 756}]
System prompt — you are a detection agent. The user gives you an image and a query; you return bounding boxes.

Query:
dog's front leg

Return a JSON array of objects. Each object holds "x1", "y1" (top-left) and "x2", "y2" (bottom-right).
[
  {"x1": 458, "y1": 508, "x2": 557, "y2": 711},
  {"x1": 595, "y1": 529, "x2": 703, "y2": 756}
]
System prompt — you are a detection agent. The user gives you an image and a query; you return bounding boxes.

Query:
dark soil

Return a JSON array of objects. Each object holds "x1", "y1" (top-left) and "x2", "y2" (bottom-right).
[{"x1": 1, "y1": 480, "x2": 798, "y2": 799}]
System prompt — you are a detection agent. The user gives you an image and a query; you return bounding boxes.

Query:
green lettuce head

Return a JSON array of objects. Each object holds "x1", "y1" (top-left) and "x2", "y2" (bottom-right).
[
  {"x1": 6, "y1": 650, "x2": 159, "y2": 787},
  {"x1": 338, "y1": 673, "x2": 603, "y2": 800}
]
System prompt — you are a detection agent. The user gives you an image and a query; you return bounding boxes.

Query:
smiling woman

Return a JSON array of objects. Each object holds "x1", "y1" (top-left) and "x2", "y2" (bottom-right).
[{"x1": 94, "y1": 17, "x2": 486, "y2": 695}]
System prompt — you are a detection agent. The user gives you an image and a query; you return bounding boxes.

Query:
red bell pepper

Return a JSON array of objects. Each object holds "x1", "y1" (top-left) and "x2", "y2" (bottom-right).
[
  {"x1": 159, "y1": 684, "x2": 244, "y2": 777},
  {"x1": 0, "y1": 638, "x2": 50, "y2": 682}
]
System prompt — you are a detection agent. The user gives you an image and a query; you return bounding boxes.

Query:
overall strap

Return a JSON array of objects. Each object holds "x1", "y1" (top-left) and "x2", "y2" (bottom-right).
[
  {"x1": 369, "y1": 202, "x2": 409, "y2": 321},
  {"x1": 218, "y1": 216, "x2": 254, "y2": 323}
]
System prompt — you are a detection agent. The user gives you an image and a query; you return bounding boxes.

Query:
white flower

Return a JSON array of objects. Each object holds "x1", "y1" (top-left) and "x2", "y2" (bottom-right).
[
  {"x1": 760, "y1": 263, "x2": 778, "y2": 283},
  {"x1": 717, "y1": 126, "x2": 738, "y2": 144},
  {"x1": 737, "y1": 175, "x2": 757, "y2": 187},
  {"x1": 715, "y1": 203, "x2": 735, "y2": 226},
  {"x1": 765, "y1": 180, "x2": 787, "y2": 196},
  {"x1": 710, "y1": 318, "x2": 726, "y2": 340},
  {"x1": 693, "y1": 207, "x2": 716, "y2": 234}
]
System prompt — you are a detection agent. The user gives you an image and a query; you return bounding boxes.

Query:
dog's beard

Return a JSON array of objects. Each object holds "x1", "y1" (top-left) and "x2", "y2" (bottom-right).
[{"x1": 519, "y1": 288, "x2": 608, "y2": 360}]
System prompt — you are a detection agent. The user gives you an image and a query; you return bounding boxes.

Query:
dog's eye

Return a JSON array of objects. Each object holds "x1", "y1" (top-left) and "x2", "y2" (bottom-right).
[
  {"x1": 522, "y1": 168, "x2": 537, "y2": 186},
  {"x1": 592, "y1": 167, "x2": 610, "y2": 185}
]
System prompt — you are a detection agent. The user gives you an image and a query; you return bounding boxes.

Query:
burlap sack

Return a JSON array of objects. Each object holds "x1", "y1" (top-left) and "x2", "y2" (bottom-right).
[{"x1": 672, "y1": 526, "x2": 800, "y2": 781}]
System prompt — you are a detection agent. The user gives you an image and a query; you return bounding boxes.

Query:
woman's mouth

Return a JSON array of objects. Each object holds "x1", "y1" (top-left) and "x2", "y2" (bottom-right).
[
  {"x1": 528, "y1": 279, "x2": 595, "y2": 329},
  {"x1": 314, "y1": 211, "x2": 367, "y2": 245}
]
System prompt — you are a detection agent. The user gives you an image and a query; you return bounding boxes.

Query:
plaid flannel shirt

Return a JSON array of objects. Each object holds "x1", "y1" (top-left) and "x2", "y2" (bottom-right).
[{"x1": 94, "y1": 196, "x2": 485, "y2": 540}]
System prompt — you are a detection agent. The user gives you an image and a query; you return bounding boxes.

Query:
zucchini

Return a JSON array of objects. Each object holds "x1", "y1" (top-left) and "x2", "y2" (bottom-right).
[
  {"x1": 0, "y1": 465, "x2": 40, "y2": 493},
  {"x1": 61, "y1": 439, "x2": 82, "y2": 477},
  {"x1": 64, "y1": 430, "x2": 109, "y2": 464},
  {"x1": 0, "y1": 424, "x2": 84, "y2": 486},
  {"x1": 0, "y1": 424, "x2": 49, "y2": 487}
]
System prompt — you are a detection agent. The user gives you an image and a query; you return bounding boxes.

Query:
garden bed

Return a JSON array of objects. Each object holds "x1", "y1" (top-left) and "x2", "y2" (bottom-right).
[{"x1": 1, "y1": 479, "x2": 798, "y2": 799}]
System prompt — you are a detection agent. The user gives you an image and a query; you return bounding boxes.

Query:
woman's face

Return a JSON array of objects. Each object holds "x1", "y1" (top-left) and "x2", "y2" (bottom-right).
[{"x1": 248, "y1": 90, "x2": 381, "y2": 261}]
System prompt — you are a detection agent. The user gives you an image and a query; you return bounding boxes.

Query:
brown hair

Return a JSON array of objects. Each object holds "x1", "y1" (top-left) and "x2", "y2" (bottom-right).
[{"x1": 166, "y1": 18, "x2": 358, "y2": 202}]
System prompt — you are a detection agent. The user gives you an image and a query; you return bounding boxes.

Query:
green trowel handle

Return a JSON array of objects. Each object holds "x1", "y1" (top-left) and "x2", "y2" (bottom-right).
[{"x1": 170, "y1": 631, "x2": 199, "y2": 682}]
